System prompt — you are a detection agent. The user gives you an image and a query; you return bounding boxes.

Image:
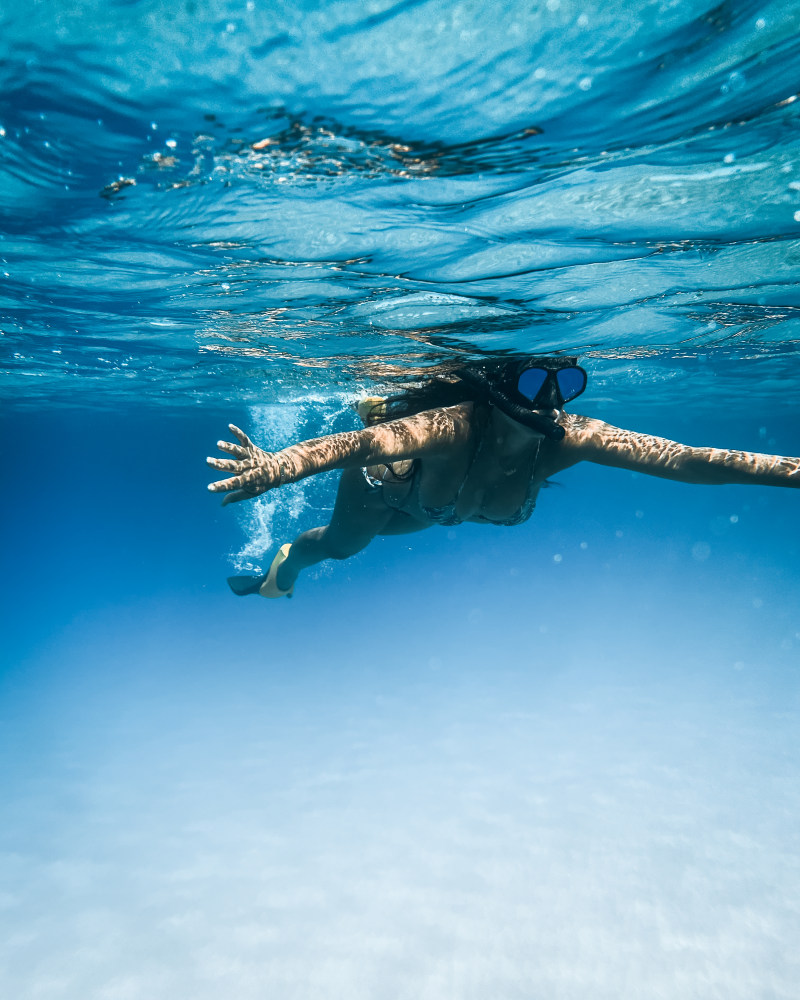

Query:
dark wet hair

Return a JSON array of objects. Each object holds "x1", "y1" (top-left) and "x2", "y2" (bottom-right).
[{"x1": 360, "y1": 355, "x2": 578, "y2": 440}]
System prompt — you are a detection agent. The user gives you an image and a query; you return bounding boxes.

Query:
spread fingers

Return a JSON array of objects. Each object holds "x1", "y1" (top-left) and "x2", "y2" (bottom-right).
[
  {"x1": 206, "y1": 456, "x2": 247, "y2": 473},
  {"x1": 216, "y1": 439, "x2": 248, "y2": 458},
  {"x1": 228, "y1": 424, "x2": 255, "y2": 448}
]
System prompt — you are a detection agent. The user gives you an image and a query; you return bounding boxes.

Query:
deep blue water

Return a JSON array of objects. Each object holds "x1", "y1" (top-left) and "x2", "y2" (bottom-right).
[{"x1": 2, "y1": 2, "x2": 800, "y2": 997}]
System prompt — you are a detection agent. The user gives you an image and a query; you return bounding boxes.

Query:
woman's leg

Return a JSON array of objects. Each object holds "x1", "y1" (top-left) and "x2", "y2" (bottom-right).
[
  {"x1": 275, "y1": 467, "x2": 431, "y2": 589},
  {"x1": 228, "y1": 467, "x2": 428, "y2": 595}
]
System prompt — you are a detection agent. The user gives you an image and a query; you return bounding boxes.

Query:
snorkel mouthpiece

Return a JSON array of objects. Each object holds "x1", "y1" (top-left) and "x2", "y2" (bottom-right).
[
  {"x1": 489, "y1": 387, "x2": 566, "y2": 439},
  {"x1": 459, "y1": 370, "x2": 567, "y2": 440}
]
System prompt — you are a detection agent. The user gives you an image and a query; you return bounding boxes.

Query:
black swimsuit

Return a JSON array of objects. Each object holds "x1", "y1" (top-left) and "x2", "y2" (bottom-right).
[{"x1": 363, "y1": 417, "x2": 542, "y2": 527}]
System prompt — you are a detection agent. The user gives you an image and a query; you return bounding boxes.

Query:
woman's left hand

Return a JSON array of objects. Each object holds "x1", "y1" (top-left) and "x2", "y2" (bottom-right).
[{"x1": 206, "y1": 424, "x2": 283, "y2": 505}]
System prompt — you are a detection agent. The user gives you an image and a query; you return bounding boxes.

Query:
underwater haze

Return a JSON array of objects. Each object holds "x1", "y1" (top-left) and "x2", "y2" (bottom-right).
[{"x1": 2, "y1": 1, "x2": 800, "y2": 997}]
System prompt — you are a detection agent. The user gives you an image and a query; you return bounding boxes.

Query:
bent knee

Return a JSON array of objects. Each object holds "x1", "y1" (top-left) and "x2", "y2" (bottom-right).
[
  {"x1": 325, "y1": 539, "x2": 366, "y2": 561},
  {"x1": 322, "y1": 529, "x2": 370, "y2": 561}
]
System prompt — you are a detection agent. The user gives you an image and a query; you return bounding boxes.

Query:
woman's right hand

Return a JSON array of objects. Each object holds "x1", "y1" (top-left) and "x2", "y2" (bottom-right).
[{"x1": 207, "y1": 424, "x2": 284, "y2": 505}]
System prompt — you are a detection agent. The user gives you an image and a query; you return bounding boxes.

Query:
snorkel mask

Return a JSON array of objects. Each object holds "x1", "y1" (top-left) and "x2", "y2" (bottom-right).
[{"x1": 459, "y1": 356, "x2": 587, "y2": 440}]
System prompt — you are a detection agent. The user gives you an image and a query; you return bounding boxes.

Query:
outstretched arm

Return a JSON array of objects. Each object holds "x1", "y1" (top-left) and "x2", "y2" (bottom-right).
[
  {"x1": 207, "y1": 403, "x2": 474, "y2": 504},
  {"x1": 554, "y1": 413, "x2": 800, "y2": 487}
]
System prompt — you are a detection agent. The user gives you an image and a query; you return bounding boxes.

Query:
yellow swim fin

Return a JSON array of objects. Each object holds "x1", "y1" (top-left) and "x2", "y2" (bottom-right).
[{"x1": 259, "y1": 543, "x2": 294, "y2": 598}]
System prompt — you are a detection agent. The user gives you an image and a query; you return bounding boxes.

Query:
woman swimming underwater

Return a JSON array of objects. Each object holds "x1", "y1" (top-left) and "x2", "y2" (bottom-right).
[{"x1": 207, "y1": 356, "x2": 800, "y2": 598}]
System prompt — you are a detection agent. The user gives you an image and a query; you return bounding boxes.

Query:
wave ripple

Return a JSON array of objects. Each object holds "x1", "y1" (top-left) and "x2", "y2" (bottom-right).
[{"x1": 2, "y1": 0, "x2": 800, "y2": 410}]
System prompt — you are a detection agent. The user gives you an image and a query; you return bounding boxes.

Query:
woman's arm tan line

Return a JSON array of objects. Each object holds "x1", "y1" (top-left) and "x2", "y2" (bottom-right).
[
  {"x1": 558, "y1": 413, "x2": 800, "y2": 487},
  {"x1": 207, "y1": 404, "x2": 474, "y2": 499},
  {"x1": 281, "y1": 403, "x2": 474, "y2": 480}
]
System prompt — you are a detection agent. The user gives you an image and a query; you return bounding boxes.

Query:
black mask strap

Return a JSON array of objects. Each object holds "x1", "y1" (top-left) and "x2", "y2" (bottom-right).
[{"x1": 458, "y1": 370, "x2": 566, "y2": 440}]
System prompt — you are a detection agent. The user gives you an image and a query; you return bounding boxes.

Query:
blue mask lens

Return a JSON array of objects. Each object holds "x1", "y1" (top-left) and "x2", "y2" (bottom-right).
[
  {"x1": 556, "y1": 367, "x2": 586, "y2": 402},
  {"x1": 516, "y1": 367, "x2": 548, "y2": 400}
]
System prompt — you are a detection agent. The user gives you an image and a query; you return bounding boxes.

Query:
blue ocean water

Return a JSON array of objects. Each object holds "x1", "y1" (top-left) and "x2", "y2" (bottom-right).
[{"x1": 2, "y1": 1, "x2": 799, "y2": 996}]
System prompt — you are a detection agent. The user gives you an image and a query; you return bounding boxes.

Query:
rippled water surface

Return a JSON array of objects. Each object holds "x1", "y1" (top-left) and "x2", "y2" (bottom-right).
[{"x1": 3, "y1": 0, "x2": 800, "y2": 410}]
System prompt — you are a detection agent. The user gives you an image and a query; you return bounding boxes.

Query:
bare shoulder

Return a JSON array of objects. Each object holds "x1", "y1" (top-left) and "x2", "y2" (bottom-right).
[
  {"x1": 393, "y1": 400, "x2": 476, "y2": 440},
  {"x1": 542, "y1": 412, "x2": 611, "y2": 472},
  {"x1": 558, "y1": 412, "x2": 606, "y2": 448},
  {"x1": 364, "y1": 400, "x2": 477, "y2": 460}
]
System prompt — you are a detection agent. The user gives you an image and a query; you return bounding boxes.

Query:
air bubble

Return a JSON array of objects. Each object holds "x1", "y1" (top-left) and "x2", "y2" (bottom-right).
[
  {"x1": 578, "y1": 77, "x2": 593, "y2": 92},
  {"x1": 722, "y1": 70, "x2": 746, "y2": 94},
  {"x1": 691, "y1": 542, "x2": 711, "y2": 562},
  {"x1": 755, "y1": 18, "x2": 766, "y2": 29},
  {"x1": 723, "y1": 152, "x2": 735, "y2": 164},
  {"x1": 794, "y1": 210, "x2": 800, "y2": 222},
  {"x1": 553, "y1": 553, "x2": 563, "y2": 563}
]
